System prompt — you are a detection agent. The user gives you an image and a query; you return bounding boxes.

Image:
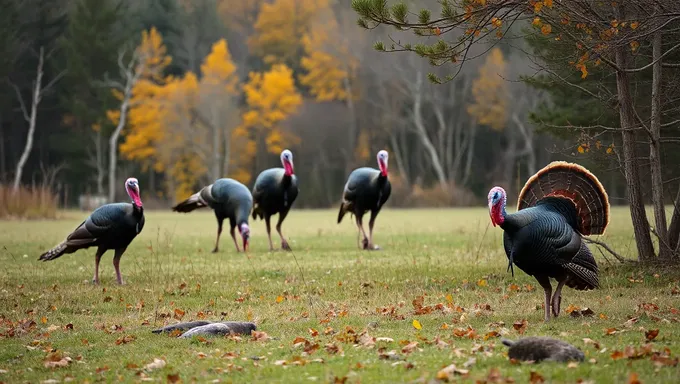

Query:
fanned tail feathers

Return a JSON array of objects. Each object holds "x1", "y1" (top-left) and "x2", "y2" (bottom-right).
[
  {"x1": 172, "y1": 192, "x2": 207, "y2": 213},
  {"x1": 38, "y1": 242, "x2": 67, "y2": 261},
  {"x1": 517, "y1": 161, "x2": 610, "y2": 236}
]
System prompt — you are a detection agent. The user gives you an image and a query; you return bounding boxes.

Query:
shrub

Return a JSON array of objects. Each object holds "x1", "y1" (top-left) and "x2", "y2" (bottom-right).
[
  {"x1": 0, "y1": 184, "x2": 59, "y2": 219},
  {"x1": 388, "y1": 175, "x2": 480, "y2": 208}
]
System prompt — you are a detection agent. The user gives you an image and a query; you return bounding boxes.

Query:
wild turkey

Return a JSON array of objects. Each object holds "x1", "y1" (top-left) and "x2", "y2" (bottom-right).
[
  {"x1": 173, "y1": 178, "x2": 252, "y2": 252},
  {"x1": 38, "y1": 178, "x2": 145, "y2": 285},
  {"x1": 251, "y1": 149, "x2": 299, "y2": 251},
  {"x1": 502, "y1": 337, "x2": 585, "y2": 362},
  {"x1": 487, "y1": 161, "x2": 609, "y2": 321},
  {"x1": 337, "y1": 150, "x2": 391, "y2": 250}
]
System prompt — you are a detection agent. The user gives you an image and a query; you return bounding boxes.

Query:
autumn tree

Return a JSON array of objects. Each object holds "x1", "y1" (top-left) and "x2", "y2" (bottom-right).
[
  {"x1": 105, "y1": 27, "x2": 171, "y2": 202},
  {"x1": 241, "y1": 64, "x2": 303, "y2": 178},
  {"x1": 353, "y1": 0, "x2": 680, "y2": 261},
  {"x1": 250, "y1": 0, "x2": 329, "y2": 69}
]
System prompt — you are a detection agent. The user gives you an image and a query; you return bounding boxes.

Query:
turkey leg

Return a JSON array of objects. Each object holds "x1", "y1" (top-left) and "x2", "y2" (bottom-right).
[
  {"x1": 213, "y1": 218, "x2": 224, "y2": 253},
  {"x1": 355, "y1": 215, "x2": 368, "y2": 249},
  {"x1": 367, "y1": 210, "x2": 380, "y2": 250},
  {"x1": 277, "y1": 209, "x2": 291, "y2": 251},
  {"x1": 229, "y1": 225, "x2": 241, "y2": 252},
  {"x1": 535, "y1": 275, "x2": 553, "y2": 322},
  {"x1": 265, "y1": 216, "x2": 274, "y2": 251},
  {"x1": 113, "y1": 248, "x2": 126, "y2": 285},
  {"x1": 92, "y1": 247, "x2": 105, "y2": 285},
  {"x1": 551, "y1": 278, "x2": 566, "y2": 317}
]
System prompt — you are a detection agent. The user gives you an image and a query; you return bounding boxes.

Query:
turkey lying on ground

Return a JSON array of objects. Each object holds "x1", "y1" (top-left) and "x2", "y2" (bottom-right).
[
  {"x1": 172, "y1": 178, "x2": 253, "y2": 252},
  {"x1": 337, "y1": 150, "x2": 391, "y2": 250},
  {"x1": 251, "y1": 149, "x2": 299, "y2": 251},
  {"x1": 152, "y1": 321, "x2": 257, "y2": 338},
  {"x1": 502, "y1": 337, "x2": 585, "y2": 362},
  {"x1": 38, "y1": 178, "x2": 145, "y2": 285},
  {"x1": 488, "y1": 161, "x2": 610, "y2": 322}
]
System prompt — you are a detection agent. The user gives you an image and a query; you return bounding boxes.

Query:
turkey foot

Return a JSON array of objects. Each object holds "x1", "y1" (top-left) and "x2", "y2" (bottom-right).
[
  {"x1": 361, "y1": 237, "x2": 369, "y2": 250},
  {"x1": 366, "y1": 243, "x2": 381, "y2": 251},
  {"x1": 92, "y1": 278, "x2": 100, "y2": 285},
  {"x1": 212, "y1": 247, "x2": 219, "y2": 253},
  {"x1": 281, "y1": 239, "x2": 292, "y2": 251}
]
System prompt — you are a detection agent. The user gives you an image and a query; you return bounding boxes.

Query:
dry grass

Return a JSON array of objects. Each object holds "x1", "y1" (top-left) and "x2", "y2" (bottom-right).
[
  {"x1": 0, "y1": 207, "x2": 679, "y2": 383},
  {"x1": 0, "y1": 184, "x2": 59, "y2": 220}
]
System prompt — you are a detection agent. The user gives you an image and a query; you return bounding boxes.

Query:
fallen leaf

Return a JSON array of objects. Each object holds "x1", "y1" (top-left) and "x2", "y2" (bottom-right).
[
  {"x1": 308, "y1": 328, "x2": 319, "y2": 337},
  {"x1": 276, "y1": 295, "x2": 284, "y2": 303},
  {"x1": 41, "y1": 316, "x2": 48, "y2": 324},
  {"x1": 436, "y1": 364, "x2": 469, "y2": 381},
  {"x1": 46, "y1": 325, "x2": 59, "y2": 332},
  {"x1": 412, "y1": 319, "x2": 422, "y2": 330},
  {"x1": 43, "y1": 351, "x2": 72, "y2": 369},
  {"x1": 611, "y1": 350, "x2": 625, "y2": 360},
  {"x1": 570, "y1": 308, "x2": 595, "y2": 318},
  {"x1": 645, "y1": 329, "x2": 659, "y2": 341},
  {"x1": 513, "y1": 319, "x2": 528, "y2": 334},
  {"x1": 167, "y1": 373, "x2": 180, "y2": 383},
  {"x1": 605, "y1": 327, "x2": 619, "y2": 335},
  {"x1": 582, "y1": 338, "x2": 601, "y2": 349},
  {"x1": 65, "y1": 323, "x2": 73, "y2": 331},
  {"x1": 401, "y1": 341, "x2": 419, "y2": 354},
  {"x1": 529, "y1": 371, "x2": 545, "y2": 384},
  {"x1": 484, "y1": 331, "x2": 500, "y2": 340},
  {"x1": 568, "y1": 361, "x2": 579, "y2": 368},
  {"x1": 477, "y1": 279, "x2": 488, "y2": 287},
  {"x1": 251, "y1": 330, "x2": 271, "y2": 342},
  {"x1": 173, "y1": 308, "x2": 185, "y2": 320},
  {"x1": 114, "y1": 335, "x2": 136, "y2": 345},
  {"x1": 628, "y1": 372, "x2": 641, "y2": 384},
  {"x1": 95, "y1": 366, "x2": 109, "y2": 374},
  {"x1": 144, "y1": 358, "x2": 166, "y2": 371}
]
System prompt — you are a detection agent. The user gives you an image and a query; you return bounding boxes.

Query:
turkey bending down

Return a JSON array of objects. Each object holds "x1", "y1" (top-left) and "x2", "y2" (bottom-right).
[
  {"x1": 337, "y1": 150, "x2": 391, "y2": 250},
  {"x1": 251, "y1": 149, "x2": 299, "y2": 251},
  {"x1": 172, "y1": 178, "x2": 253, "y2": 252},
  {"x1": 38, "y1": 178, "x2": 145, "y2": 285},
  {"x1": 488, "y1": 161, "x2": 609, "y2": 322}
]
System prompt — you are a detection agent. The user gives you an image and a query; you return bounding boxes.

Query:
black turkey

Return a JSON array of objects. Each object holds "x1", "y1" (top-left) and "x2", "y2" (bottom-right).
[
  {"x1": 38, "y1": 177, "x2": 145, "y2": 285},
  {"x1": 251, "y1": 149, "x2": 299, "y2": 251},
  {"x1": 488, "y1": 161, "x2": 609, "y2": 321},
  {"x1": 337, "y1": 150, "x2": 391, "y2": 250},
  {"x1": 173, "y1": 178, "x2": 252, "y2": 252}
]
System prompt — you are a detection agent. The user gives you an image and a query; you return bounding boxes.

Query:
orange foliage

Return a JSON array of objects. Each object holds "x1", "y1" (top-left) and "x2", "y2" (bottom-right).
[
  {"x1": 241, "y1": 64, "x2": 303, "y2": 159},
  {"x1": 250, "y1": 0, "x2": 330, "y2": 66},
  {"x1": 467, "y1": 47, "x2": 508, "y2": 131}
]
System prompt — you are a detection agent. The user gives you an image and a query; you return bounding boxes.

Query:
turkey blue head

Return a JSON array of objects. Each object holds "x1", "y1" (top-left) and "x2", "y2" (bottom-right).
[
  {"x1": 281, "y1": 149, "x2": 294, "y2": 176},
  {"x1": 125, "y1": 177, "x2": 143, "y2": 207},
  {"x1": 240, "y1": 223, "x2": 250, "y2": 251},
  {"x1": 377, "y1": 150, "x2": 389, "y2": 177},
  {"x1": 487, "y1": 186, "x2": 506, "y2": 227}
]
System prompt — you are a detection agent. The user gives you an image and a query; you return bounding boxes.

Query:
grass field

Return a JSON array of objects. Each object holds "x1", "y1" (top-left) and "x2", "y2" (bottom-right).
[{"x1": 1, "y1": 207, "x2": 679, "y2": 383}]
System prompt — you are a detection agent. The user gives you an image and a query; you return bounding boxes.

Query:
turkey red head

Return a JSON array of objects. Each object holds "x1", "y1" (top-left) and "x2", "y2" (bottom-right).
[
  {"x1": 125, "y1": 177, "x2": 143, "y2": 207},
  {"x1": 240, "y1": 223, "x2": 250, "y2": 251},
  {"x1": 281, "y1": 149, "x2": 294, "y2": 176},
  {"x1": 487, "y1": 186, "x2": 506, "y2": 227},
  {"x1": 377, "y1": 150, "x2": 388, "y2": 177}
]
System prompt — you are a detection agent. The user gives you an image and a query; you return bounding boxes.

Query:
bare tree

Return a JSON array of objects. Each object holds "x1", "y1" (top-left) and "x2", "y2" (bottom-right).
[{"x1": 10, "y1": 47, "x2": 64, "y2": 192}]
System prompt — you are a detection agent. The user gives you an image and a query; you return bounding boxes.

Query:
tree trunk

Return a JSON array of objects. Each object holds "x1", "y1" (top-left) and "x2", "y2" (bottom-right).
[
  {"x1": 108, "y1": 90, "x2": 132, "y2": 202},
  {"x1": 343, "y1": 76, "x2": 358, "y2": 176},
  {"x1": 649, "y1": 23, "x2": 671, "y2": 259},
  {"x1": 412, "y1": 73, "x2": 447, "y2": 190},
  {"x1": 668, "y1": 186, "x2": 680, "y2": 255},
  {"x1": 95, "y1": 129, "x2": 105, "y2": 195},
  {"x1": 13, "y1": 48, "x2": 45, "y2": 192},
  {"x1": 0, "y1": 113, "x2": 5, "y2": 182},
  {"x1": 212, "y1": 116, "x2": 221, "y2": 181},
  {"x1": 614, "y1": 43, "x2": 656, "y2": 261}
]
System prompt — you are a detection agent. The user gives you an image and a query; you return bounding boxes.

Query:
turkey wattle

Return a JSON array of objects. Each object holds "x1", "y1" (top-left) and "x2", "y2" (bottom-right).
[
  {"x1": 337, "y1": 150, "x2": 391, "y2": 250},
  {"x1": 38, "y1": 177, "x2": 145, "y2": 285},
  {"x1": 488, "y1": 161, "x2": 610, "y2": 322},
  {"x1": 251, "y1": 149, "x2": 299, "y2": 251},
  {"x1": 172, "y1": 178, "x2": 253, "y2": 252}
]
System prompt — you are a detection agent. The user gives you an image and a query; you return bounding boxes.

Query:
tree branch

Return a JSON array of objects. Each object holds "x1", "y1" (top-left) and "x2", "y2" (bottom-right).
[{"x1": 583, "y1": 237, "x2": 627, "y2": 263}]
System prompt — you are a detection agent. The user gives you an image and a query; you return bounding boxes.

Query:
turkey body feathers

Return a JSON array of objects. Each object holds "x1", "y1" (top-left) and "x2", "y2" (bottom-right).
[
  {"x1": 173, "y1": 179, "x2": 252, "y2": 225},
  {"x1": 338, "y1": 167, "x2": 391, "y2": 223},
  {"x1": 251, "y1": 168, "x2": 298, "y2": 220},
  {"x1": 502, "y1": 201, "x2": 598, "y2": 290},
  {"x1": 39, "y1": 203, "x2": 145, "y2": 261}
]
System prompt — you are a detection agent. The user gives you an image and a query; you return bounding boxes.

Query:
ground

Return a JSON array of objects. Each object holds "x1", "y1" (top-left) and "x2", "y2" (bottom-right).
[{"x1": 0, "y1": 207, "x2": 679, "y2": 383}]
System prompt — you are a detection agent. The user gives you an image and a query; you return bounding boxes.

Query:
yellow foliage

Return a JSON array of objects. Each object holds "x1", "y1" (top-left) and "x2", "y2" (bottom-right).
[
  {"x1": 467, "y1": 47, "x2": 508, "y2": 131},
  {"x1": 299, "y1": 4, "x2": 357, "y2": 102},
  {"x1": 201, "y1": 39, "x2": 239, "y2": 93},
  {"x1": 242, "y1": 64, "x2": 303, "y2": 155},
  {"x1": 249, "y1": 0, "x2": 330, "y2": 66}
]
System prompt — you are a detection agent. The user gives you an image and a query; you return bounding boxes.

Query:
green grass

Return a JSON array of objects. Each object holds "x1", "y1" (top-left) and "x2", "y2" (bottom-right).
[{"x1": 0, "y1": 207, "x2": 679, "y2": 383}]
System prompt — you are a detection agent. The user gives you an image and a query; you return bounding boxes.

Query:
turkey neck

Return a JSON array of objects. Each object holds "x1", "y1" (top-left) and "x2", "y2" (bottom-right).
[{"x1": 132, "y1": 204, "x2": 144, "y2": 219}]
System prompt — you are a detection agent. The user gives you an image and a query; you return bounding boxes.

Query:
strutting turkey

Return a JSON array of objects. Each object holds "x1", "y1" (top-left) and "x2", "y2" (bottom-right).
[
  {"x1": 251, "y1": 149, "x2": 299, "y2": 251},
  {"x1": 38, "y1": 178, "x2": 145, "y2": 285},
  {"x1": 172, "y1": 178, "x2": 252, "y2": 252},
  {"x1": 337, "y1": 150, "x2": 391, "y2": 250},
  {"x1": 487, "y1": 161, "x2": 609, "y2": 321}
]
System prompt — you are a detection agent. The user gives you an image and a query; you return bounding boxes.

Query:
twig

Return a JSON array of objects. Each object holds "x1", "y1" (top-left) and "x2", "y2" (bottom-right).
[{"x1": 583, "y1": 237, "x2": 627, "y2": 262}]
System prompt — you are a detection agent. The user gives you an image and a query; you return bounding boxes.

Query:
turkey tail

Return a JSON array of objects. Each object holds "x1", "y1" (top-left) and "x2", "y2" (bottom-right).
[
  {"x1": 502, "y1": 339, "x2": 515, "y2": 347},
  {"x1": 337, "y1": 203, "x2": 348, "y2": 224},
  {"x1": 38, "y1": 242, "x2": 68, "y2": 261},
  {"x1": 172, "y1": 192, "x2": 207, "y2": 213},
  {"x1": 517, "y1": 161, "x2": 610, "y2": 235},
  {"x1": 564, "y1": 242, "x2": 599, "y2": 290}
]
